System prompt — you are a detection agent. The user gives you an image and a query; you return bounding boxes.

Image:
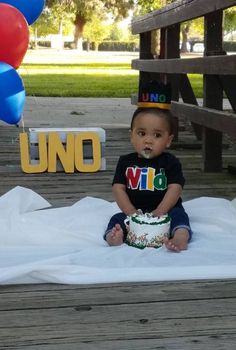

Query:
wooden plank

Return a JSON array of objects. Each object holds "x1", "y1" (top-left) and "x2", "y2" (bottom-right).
[
  {"x1": 0, "y1": 280, "x2": 236, "y2": 349},
  {"x1": 1, "y1": 294, "x2": 235, "y2": 320},
  {"x1": 171, "y1": 102, "x2": 236, "y2": 138},
  {"x1": 165, "y1": 24, "x2": 180, "y2": 100},
  {"x1": 228, "y1": 165, "x2": 236, "y2": 175},
  {"x1": 203, "y1": 12, "x2": 224, "y2": 172},
  {"x1": 131, "y1": 55, "x2": 236, "y2": 75},
  {"x1": 164, "y1": 24, "x2": 181, "y2": 140},
  {"x1": 204, "y1": 10, "x2": 225, "y2": 56},
  {"x1": 139, "y1": 32, "x2": 153, "y2": 60},
  {"x1": 202, "y1": 127, "x2": 222, "y2": 172},
  {"x1": 179, "y1": 74, "x2": 202, "y2": 140},
  {"x1": 180, "y1": 74, "x2": 198, "y2": 105},
  {"x1": 1, "y1": 280, "x2": 236, "y2": 310},
  {"x1": 0, "y1": 302, "x2": 235, "y2": 338},
  {"x1": 1, "y1": 335, "x2": 236, "y2": 350},
  {"x1": 219, "y1": 75, "x2": 236, "y2": 112},
  {"x1": 139, "y1": 31, "x2": 154, "y2": 84},
  {"x1": 131, "y1": 0, "x2": 235, "y2": 34}
]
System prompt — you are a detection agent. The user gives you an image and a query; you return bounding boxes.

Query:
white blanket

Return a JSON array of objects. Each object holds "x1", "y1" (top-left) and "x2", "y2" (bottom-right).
[{"x1": 0, "y1": 186, "x2": 236, "y2": 285}]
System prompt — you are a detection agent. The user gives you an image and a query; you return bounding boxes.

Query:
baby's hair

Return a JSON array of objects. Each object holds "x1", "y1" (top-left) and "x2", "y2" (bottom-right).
[{"x1": 130, "y1": 107, "x2": 175, "y2": 135}]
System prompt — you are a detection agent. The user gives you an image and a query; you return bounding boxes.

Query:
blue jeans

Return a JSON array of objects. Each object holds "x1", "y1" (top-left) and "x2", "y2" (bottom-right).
[{"x1": 104, "y1": 205, "x2": 192, "y2": 241}]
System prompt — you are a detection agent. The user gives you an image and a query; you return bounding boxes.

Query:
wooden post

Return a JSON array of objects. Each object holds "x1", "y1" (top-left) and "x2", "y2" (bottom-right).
[
  {"x1": 165, "y1": 24, "x2": 180, "y2": 100},
  {"x1": 164, "y1": 24, "x2": 180, "y2": 140},
  {"x1": 179, "y1": 74, "x2": 202, "y2": 140},
  {"x1": 203, "y1": 10, "x2": 224, "y2": 172},
  {"x1": 139, "y1": 31, "x2": 162, "y2": 102},
  {"x1": 219, "y1": 76, "x2": 236, "y2": 112},
  {"x1": 139, "y1": 32, "x2": 153, "y2": 84}
]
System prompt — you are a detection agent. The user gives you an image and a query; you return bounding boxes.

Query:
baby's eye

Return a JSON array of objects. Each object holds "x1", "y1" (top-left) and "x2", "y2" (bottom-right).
[
  {"x1": 154, "y1": 133, "x2": 162, "y2": 138},
  {"x1": 138, "y1": 131, "x2": 146, "y2": 137}
]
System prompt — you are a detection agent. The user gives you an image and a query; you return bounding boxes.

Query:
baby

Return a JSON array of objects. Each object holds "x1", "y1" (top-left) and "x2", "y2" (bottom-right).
[{"x1": 104, "y1": 107, "x2": 192, "y2": 252}]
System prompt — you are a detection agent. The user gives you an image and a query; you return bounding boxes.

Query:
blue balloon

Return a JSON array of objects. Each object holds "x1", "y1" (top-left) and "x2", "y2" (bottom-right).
[
  {"x1": 0, "y1": 62, "x2": 25, "y2": 125},
  {"x1": 0, "y1": 0, "x2": 45, "y2": 25}
]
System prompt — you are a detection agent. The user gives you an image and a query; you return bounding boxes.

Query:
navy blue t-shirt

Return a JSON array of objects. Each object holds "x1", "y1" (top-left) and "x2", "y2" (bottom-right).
[{"x1": 112, "y1": 152, "x2": 185, "y2": 212}]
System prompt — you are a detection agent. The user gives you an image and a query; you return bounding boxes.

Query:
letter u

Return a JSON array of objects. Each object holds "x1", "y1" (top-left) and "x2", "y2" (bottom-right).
[{"x1": 20, "y1": 132, "x2": 48, "y2": 173}]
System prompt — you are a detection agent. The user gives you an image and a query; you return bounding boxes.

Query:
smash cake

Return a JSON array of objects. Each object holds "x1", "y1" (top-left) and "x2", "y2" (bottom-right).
[{"x1": 125, "y1": 211, "x2": 171, "y2": 249}]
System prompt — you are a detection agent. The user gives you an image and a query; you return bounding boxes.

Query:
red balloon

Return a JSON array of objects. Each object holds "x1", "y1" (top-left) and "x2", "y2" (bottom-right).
[{"x1": 0, "y1": 3, "x2": 29, "y2": 69}]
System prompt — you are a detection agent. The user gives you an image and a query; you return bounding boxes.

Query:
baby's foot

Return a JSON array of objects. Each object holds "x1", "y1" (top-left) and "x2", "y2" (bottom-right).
[
  {"x1": 163, "y1": 228, "x2": 189, "y2": 252},
  {"x1": 105, "y1": 224, "x2": 124, "y2": 246}
]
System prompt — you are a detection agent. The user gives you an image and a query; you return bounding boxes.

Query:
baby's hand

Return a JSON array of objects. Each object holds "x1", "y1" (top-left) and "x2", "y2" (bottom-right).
[{"x1": 151, "y1": 209, "x2": 166, "y2": 217}]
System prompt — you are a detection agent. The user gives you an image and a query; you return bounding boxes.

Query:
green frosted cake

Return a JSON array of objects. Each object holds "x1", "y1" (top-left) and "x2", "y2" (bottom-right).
[{"x1": 125, "y1": 212, "x2": 171, "y2": 249}]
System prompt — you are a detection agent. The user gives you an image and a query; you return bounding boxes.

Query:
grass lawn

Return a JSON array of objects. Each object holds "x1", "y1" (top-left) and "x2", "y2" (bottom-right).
[{"x1": 19, "y1": 63, "x2": 203, "y2": 98}]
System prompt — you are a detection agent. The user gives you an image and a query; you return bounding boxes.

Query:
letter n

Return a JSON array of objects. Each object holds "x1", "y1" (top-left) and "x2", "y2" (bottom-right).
[{"x1": 48, "y1": 132, "x2": 75, "y2": 173}]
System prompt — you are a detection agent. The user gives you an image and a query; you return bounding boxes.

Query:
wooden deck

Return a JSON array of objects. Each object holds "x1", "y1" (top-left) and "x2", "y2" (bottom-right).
[
  {"x1": 0, "y1": 118, "x2": 236, "y2": 349},
  {"x1": 0, "y1": 280, "x2": 236, "y2": 349}
]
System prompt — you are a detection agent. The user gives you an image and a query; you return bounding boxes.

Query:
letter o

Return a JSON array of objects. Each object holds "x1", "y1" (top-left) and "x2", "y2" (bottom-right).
[{"x1": 74, "y1": 132, "x2": 101, "y2": 172}]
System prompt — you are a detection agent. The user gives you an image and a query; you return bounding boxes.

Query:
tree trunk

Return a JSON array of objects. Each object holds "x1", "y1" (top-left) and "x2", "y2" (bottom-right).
[
  {"x1": 180, "y1": 23, "x2": 190, "y2": 53},
  {"x1": 94, "y1": 42, "x2": 100, "y2": 51},
  {"x1": 151, "y1": 30, "x2": 160, "y2": 57},
  {"x1": 34, "y1": 27, "x2": 38, "y2": 49},
  {"x1": 57, "y1": 20, "x2": 64, "y2": 50},
  {"x1": 59, "y1": 20, "x2": 63, "y2": 35},
  {"x1": 73, "y1": 14, "x2": 86, "y2": 50},
  {"x1": 86, "y1": 41, "x2": 90, "y2": 52}
]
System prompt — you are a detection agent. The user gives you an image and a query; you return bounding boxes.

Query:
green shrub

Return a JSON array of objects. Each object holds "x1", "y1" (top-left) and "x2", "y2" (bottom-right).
[
  {"x1": 223, "y1": 41, "x2": 236, "y2": 52},
  {"x1": 98, "y1": 41, "x2": 139, "y2": 52}
]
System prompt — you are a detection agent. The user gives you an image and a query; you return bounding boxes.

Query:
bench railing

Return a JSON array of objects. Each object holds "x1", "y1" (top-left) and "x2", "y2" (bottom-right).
[{"x1": 131, "y1": 0, "x2": 236, "y2": 172}]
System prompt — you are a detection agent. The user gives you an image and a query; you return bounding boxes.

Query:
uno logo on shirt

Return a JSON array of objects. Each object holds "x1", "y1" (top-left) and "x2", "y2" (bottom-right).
[{"x1": 126, "y1": 167, "x2": 167, "y2": 191}]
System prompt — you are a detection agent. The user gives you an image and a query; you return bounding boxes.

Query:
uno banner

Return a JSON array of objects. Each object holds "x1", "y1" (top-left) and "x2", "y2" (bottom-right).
[{"x1": 20, "y1": 128, "x2": 106, "y2": 173}]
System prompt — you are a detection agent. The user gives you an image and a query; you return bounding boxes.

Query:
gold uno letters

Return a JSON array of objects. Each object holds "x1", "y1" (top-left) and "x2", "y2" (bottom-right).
[{"x1": 20, "y1": 128, "x2": 106, "y2": 173}]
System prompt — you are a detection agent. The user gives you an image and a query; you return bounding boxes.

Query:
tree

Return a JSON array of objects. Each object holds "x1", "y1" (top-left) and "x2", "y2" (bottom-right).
[
  {"x1": 134, "y1": 1, "x2": 175, "y2": 55},
  {"x1": 107, "y1": 22, "x2": 124, "y2": 41},
  {"x1": 180, "y1": 22, "x2": 191, "y2": 53},
  {"x1": 84, "y1": 17, "x2": 110, "y2": 51},
  {"x1": 135, "y1": 0, "x2": 198, "y2": 53},
  {"x1": 46, "y1": 0, "x2": 135, "y2": 50},
  {"x1": 30, "y1": 7, "x2": 57, "y2": 47},
  {"x1": 136, "y1": 2, "x2": 236, "y2": 53},
  {"x1": 224, "y1": 6, "x2": 236, "y2": 35},
  {"x1": 30, "y1": 3, "x2": 74, "y2": 48},
  {"x1": 134, "y1": 0, "x2": 173, "y2": 15}
]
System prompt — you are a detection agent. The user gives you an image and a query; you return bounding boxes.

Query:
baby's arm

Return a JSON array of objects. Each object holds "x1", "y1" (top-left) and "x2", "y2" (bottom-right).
[
  {"x1": 112, "y1": 183, "x2": 137, "y2": 216},
  {"x1": 152, "y1": 183, "x2": 182, "y2": 216}
]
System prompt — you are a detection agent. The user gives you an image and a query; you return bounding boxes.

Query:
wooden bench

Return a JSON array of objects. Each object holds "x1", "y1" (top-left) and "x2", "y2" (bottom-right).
[{"x1": 131, "y1": 0, "x2": 236, "y2": 172}]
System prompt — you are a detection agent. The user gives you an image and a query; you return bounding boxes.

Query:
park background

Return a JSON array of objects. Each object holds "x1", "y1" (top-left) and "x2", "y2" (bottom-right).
[{"x1": 21, "y1": 0, "x2": 236, "y2": 99}]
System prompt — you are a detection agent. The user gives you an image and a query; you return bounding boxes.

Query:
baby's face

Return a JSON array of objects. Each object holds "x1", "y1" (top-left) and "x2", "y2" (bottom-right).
[{"x1": 130, "y1": 112, "x2": 173, "y2": 159}]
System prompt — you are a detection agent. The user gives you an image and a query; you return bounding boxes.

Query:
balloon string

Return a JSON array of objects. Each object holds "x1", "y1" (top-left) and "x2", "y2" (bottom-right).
[
  {"x1": 21, "y1": 115, "x2": 25, "y2": 133},
  {"x1": 19, "y1": 63, "x2": 37, "y2": 133},
  {"x1": 20, "y1": 63, "x2": 46, "y2": 128},
  {"x1": 24, "y1": 63, "x2": 40, "y2": 106}
]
